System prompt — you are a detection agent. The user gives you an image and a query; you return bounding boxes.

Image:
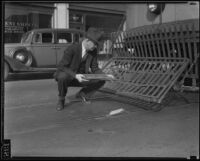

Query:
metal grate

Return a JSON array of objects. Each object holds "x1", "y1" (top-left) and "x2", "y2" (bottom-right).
[
  {"x1": 109, "y1": 19, "x2": 199, "y2": 88},
  {"x1": 102, "y1": 57, "x2": 189, "y2": 103}
]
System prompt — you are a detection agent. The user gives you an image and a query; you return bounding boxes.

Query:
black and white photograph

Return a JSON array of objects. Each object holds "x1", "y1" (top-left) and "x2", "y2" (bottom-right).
[{"x1": 1, "y1": 1, "x2": 199, "y2": 159}]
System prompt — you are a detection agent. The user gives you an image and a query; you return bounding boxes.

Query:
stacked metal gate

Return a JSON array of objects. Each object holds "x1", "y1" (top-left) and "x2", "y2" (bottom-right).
[
  {"x1": 101, "y1": 19, "x2": 199, "y2": 105},
  {"x1": 102, "y1": 57, "x2": 189, "y2": 104}
]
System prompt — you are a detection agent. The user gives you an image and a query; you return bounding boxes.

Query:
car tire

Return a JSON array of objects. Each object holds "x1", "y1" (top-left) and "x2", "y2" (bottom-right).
[
  {"x1": 14, "y1": 50, "x2": 33, "y2": 67},
  {"x1": 4, "y1": 62, "x2": 9, "y2": 81}
]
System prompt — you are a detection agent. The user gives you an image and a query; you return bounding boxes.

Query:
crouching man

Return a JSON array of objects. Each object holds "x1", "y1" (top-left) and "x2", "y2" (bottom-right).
[{"x1": 54, "y1": 27, "x2": 114, "y2": 111}]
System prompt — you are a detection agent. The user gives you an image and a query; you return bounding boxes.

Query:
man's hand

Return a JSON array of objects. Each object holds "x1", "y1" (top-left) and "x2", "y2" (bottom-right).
[
  {"x1": 75, "y1": 74, "x2": 89, "y2": 82},
  {"x1": 106, "y1": 74, "x2": 115, "y2": 80}
]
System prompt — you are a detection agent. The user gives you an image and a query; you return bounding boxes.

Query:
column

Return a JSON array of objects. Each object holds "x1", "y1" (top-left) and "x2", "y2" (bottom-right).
[{"x1": 54, "y1": 3, "x2": 69, "y2": 28}]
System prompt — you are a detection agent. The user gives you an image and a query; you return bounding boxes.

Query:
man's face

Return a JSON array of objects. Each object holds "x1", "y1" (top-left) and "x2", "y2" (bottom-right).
[{"x1": 83, "y1": 39, "x2": 97, "y2": 51}]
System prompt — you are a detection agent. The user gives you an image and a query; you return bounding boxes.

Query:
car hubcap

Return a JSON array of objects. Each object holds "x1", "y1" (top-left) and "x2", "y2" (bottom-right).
[
  {"x1": 14, "y1": 51, "x2": 32, "y2": 66},
  {"x1": 16, "y1": 53, "x2": 25, "y2": 62}
]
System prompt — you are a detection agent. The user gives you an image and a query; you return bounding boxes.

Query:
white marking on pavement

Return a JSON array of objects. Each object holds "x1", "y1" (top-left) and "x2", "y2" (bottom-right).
[{"x1": 107, "y1": 108, "x2": 125, "y2": 116}]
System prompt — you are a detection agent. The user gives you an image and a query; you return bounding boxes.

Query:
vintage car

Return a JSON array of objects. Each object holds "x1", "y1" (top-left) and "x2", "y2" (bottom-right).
[{"x1": 4, "y1": 28, "x2": 85, "y2": 80}]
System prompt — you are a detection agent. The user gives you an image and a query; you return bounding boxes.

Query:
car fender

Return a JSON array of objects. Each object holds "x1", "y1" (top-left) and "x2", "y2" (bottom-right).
[
  {"x1": 9, "y1": 46, "x2": 31, "y2": 58},
  {"x1": 6, "y1": 46, "x2": 27, "y2": 57},
  {"x1": 4, "y1": 56, "x2": 33, "y2": 72}
]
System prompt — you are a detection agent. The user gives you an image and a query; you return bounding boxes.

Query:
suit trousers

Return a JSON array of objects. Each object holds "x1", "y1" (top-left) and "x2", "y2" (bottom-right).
[{"x1": 55, "y1": 71, "x2": 105, "y2": 99}]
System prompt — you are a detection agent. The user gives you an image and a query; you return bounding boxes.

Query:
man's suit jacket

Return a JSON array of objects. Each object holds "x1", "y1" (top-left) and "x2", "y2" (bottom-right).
[{"x1": 54, "y1": 43, "x2": 103, "y2": 79}]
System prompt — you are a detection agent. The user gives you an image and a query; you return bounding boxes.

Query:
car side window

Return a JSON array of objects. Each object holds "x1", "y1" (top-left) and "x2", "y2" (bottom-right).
[
  {"x1": 33, "y1": 33, "x2": 42, "y2": 43},
  {"x1": 57, "y1": 32, "x2": 72, "y2": 44},
  {"x1": 42, "y1": 33, "x2": 53, "y2": 43}
]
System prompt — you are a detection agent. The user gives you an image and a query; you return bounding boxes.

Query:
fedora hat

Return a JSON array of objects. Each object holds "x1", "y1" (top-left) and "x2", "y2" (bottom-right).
[{"x1": 85, "y1": 27, "x2": 104, "y2": 44}]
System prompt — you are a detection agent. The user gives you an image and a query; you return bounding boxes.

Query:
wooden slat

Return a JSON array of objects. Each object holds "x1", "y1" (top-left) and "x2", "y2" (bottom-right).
[
  {"x1": 160, "y1": 30, "x2": 167, "y2": 57},
  {"x1": 130, "y1": 32, "x2": 138, "y2": 57},
  {"x1": 163, "y1": 27, "x2": 171, "y2": 58},
  {"x1": 180, "y1": 25, "x2": 187, "y2": 58},
  {"x1": 138, "y1": 32, "x2": 145, "y2": 57},
  {"x1": 134, "y1": 31, "x2": 143, "y2": 57},
  {"x1": 155, "y1": 30, "x2": 162, "y2": 57},
  {"x1": 174, "y1": 25, "x2": 182, "y2": 58},
  {"x1": 150, "y1": 29, "x2": 157, "y2": 57},
  {"x1": 142, "y1": 32, "x2": 148, "y2": 57},
  {"x1": 147, "y1": 30, "x2": 153, "y2": 57}
]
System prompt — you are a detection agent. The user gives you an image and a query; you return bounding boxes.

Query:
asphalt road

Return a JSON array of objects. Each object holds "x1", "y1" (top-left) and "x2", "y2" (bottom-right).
[{"x1": 3, "y1": 75, "x2": 199, "y2": 158}]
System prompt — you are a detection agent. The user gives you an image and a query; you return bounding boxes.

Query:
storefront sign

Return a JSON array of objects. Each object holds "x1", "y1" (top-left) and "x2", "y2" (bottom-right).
[{"x1": 5, "y1": 21, "x2": 36, "y2": 33}]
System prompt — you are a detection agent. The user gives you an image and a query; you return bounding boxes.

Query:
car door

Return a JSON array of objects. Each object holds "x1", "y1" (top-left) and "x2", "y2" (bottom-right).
[
  {"x1": 31, "y1": 31, "x2": 56, "y2": 67},
  {"x1": 55, "y1": 31, "x2": 73, "y2": 65}
]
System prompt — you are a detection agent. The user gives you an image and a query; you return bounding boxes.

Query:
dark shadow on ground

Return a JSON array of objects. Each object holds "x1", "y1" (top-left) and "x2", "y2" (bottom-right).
[{"x1": 6, "y1": 72, "x2": 54, "y2": 82}]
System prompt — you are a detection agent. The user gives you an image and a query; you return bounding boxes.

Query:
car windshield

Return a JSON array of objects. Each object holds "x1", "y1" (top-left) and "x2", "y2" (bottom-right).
[{"x1": 21, "y1": 31, "x2": 32, "y2": 43}]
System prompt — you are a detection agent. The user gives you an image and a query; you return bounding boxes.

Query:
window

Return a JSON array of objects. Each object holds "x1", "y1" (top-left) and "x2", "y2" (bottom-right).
[
  {"x1": 21, "y1": 31, "x2": 32, "y2": 43},
  {"x1": 32, "y1": 32, "x2": 53, "y2": 43},
  {"x1": 57, "y1": 32, "x2": 72, "y2": 44},
  {"x1": 33, "y1": 33, "x2": 42, "y2": 43},
  {"x1": 42, "y1": 33, "x2": 53, "y2": 43}
]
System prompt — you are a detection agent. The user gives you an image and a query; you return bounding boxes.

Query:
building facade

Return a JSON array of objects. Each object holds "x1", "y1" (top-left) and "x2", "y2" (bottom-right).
[
  {"x1": 4, "y1": 2, "x2": 126, "y2": 44},
  {"x1": 4, "y1": 2, "x2": 55, "y2": 43},
  {"x1": 5, "y1": 2, "x2": 198, "y2": 42},
  {"x1": 126, "y1": 2, "x2": 199, "y2": 29},
  {"x1": 54, "y1": 3, "x2": 126, "y2": 32}
]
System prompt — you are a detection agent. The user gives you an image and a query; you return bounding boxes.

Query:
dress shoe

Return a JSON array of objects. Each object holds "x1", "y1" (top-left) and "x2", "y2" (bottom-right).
[
  {"x1": 76, "y1": 91, "x2": 91, "y2": 104},
  {"x1": 56, "y1": 99, "x2": 65, "y2": 111}
]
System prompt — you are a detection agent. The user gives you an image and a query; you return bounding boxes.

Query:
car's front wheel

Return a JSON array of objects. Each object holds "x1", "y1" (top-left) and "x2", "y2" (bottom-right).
[{"x1": 4, "y1": 62, "x2": 10, "y2": 81}]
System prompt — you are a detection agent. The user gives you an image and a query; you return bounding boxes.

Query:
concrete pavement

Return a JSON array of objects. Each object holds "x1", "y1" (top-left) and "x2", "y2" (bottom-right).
[{"x1": 3, "y1": 78, "x2": 199, "y2": 158}]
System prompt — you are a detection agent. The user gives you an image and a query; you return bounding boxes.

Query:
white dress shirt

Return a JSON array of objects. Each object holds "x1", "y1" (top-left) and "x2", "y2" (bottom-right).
[{"x1": 82, "y1": 44, "x2": 87, "y2": 58}]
